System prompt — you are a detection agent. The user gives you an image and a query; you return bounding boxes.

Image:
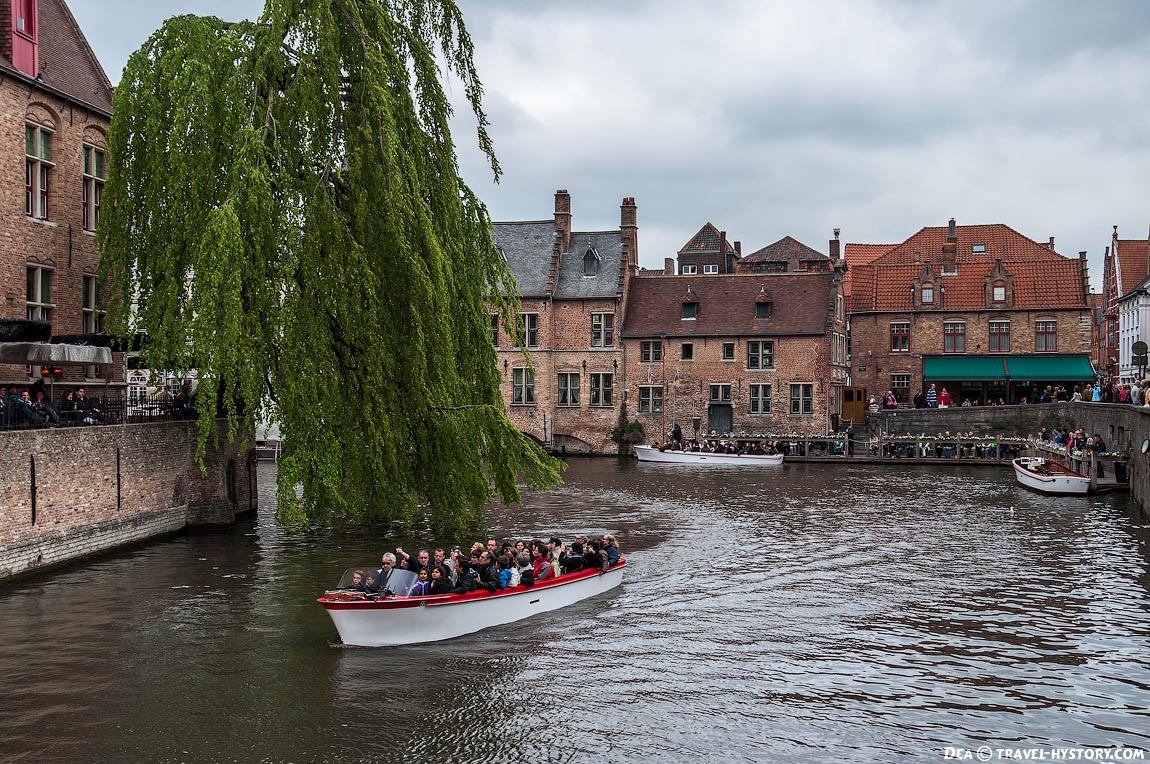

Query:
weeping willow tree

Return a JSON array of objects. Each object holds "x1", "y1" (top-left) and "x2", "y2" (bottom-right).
[{"x1": 99, "y1": 0, "x2": 562, "y2": 535}]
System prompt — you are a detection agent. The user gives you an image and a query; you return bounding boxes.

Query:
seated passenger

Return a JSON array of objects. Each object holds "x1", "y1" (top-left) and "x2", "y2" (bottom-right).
[
  {"x1": 532, "y1": 543, "x2": 554, "y2": 581},
  {"x1": 561, "y1": 542, "x2": 586, "y2": 575},
  {"x1": 602, "y1": 534, "x2": 621, "y2": 567},
  {"x1": 474, "y1": 551, "x2": 499, "y2": 593},
  {"x1": 497, "y1": 555, "x2": 514, "y2": 590},
  {"x1": 516, "y1": 552, "x2": 535, "y2": 588},
  {"x1": 429, "y1": 565, "x2": 453, "y2": 595},
  {"x1": 346, "y1": 570, "x2": 367, "y2": 591},
  {"x1": 407, "y1": 568, "x2": 431, "y2": 597},
  {"x1": 363, "y1": 572, "x2": 381, "y2": 592},
  {"x1": 583, "y1": 540, "x2": 608, "y2": 573},
  {"x1": 450, "y1": 555, "x2": 478, "y2": 595}
]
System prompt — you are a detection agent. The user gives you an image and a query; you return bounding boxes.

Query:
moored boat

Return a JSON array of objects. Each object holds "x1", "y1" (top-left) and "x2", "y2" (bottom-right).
[
  {"x1": 318, "y1": 562, "x2": 626, "y2": 646},
  {"x1": 634, "y1": 445, "x2": 783, "y2": 466},
  {"x1": 1012, "y1": 457, "x2": 1090, "y2": 495}
]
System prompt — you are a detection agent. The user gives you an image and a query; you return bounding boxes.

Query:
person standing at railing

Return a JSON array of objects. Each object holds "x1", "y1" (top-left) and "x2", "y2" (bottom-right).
[{"x1": 926, "y1": 384, "x2": 938, "y2": 408}]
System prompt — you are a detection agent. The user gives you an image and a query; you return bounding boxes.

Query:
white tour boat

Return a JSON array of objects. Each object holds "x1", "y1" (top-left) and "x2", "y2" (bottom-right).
[
  {"x1": 634, "y1": 444, "x2": 783, "y2": 466},
  {"x1": 1012, "y1": 457, "x2": 1091, "y2": 495},
  {"x1": 318, "y1": 562, "x2": 626, "y2": 646}
]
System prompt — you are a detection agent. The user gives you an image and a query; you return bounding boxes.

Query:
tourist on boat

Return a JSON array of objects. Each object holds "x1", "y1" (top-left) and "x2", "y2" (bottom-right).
[
  {"x1": 602, "y1": 535, "x2": 621, "y2": 567},
  {"x1": 363, "y1": 572, "x2": 383, "y2": 593},
  {"x1": 532, "y1": 542, "x2": 554, "y2": 581},
  {"x1": 396, "y1": 548, "x2": 432, "y2": 576},
  {"x1": 515, "y1": 553, "x2": 535, "y2": 588},
  {"x1": 428, "y1": 565, "x2": 453, "y2": 596},
  {"x1": 496, "y1": 555, "x2": 515, "y2": 589},
  {"x1": 376, "y1": 553, "x2": 397, "y2": 581},
  {"x1": 408, "y1": 568, "x2": 432, "y2": 597},
  {"x1": 561, "y1": 542, "x2": 586, "y2": 575},
  {"x1": 584, "y1": 540, "x2": 608, "y2": 573},
  {"x1": 486, "y1": 538, "x2": 499, "y2": 555},
  {"x1": 346, "y1": 570, "x2": 367, "y2": 591},
  {"x1": 474, "y1": 551, "x2": 500, "y2": 593}
]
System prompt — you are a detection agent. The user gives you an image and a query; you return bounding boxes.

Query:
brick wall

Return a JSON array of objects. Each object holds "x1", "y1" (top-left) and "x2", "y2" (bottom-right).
[
  {"x1": 0, "y1": 72, "x2": 122, "y2": 388},
  {"x1": 850, "y1": 309, "x2": 1092, "y2": 397},
  {"x1": 0, "y1": 419, "x2": 256, "y2": 582}
]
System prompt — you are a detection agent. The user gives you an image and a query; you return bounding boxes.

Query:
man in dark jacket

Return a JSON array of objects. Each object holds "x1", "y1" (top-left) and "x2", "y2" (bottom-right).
[{"x1": 473, "y1": 551, "x2": 499, "y2": 593}]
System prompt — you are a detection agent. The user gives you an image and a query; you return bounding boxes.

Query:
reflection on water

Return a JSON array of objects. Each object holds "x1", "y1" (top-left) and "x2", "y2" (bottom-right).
[{"x1": 1, "y1": 460, "x2": 1148, "y2": 763}]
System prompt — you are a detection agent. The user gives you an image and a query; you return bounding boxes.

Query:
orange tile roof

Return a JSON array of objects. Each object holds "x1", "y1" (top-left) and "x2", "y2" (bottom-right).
[
  {"x1": 849, "y1": 258, "x2": 1086, "y2": 313},
  {"x1": 874, "y1": 224, "x2": 1065, "y2": 265},
  {"x1": 1114, "y1": 239, "x2": 1150, "y2": 297},
  {"x1": 842, "y1": 243, "x2": 894, "y2": 297}
]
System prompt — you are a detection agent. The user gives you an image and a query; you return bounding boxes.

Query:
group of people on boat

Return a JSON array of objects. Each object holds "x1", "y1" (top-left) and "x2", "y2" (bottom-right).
[{"x1": 343, "y1": 534, "x2": 622, "y2": 598}]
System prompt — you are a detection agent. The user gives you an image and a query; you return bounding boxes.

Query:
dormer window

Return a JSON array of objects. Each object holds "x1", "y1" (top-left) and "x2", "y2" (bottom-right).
[
  {"x1": 582, "y1": 245, "x2": 600, "y2": 277},
  {"x1": 755, "y1": 302, "x2": 772, "y2": 318},
  {"x1": 681, "y1": 265, "x2": 697, "y2": 275},
  {"x1": 681, "y1": 302, "x2": 698, "y2": 320},
  {"x1": 972, "y1": 244, "x2": 986, "y2": 254},
  {"x1": 992, "y1": 285, "x2": 1005, "y2": 301},
  {"x1": 921, "y1": 286, "x2": 934, "y2": 304}
]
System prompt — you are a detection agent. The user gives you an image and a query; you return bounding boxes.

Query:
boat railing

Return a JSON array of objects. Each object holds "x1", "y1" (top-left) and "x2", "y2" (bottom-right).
[{"x1": 673, "y1": 435, "x2": 1031, "y2": 464}]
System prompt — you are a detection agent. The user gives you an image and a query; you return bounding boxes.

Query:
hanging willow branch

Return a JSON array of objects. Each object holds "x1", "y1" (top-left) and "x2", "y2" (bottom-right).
[{"x1": 99, "y1": 0, "x2": 562, "y2": 535}]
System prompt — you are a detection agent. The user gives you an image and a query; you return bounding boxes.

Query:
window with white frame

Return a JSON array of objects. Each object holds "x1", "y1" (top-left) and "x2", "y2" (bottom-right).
[
  {"x1": 790, "y1": 383, "x2": 813, "y2": 415},
  {"x1": 703, "y1": 264, "x2": 718, "y2": 274},
  {"x1": 890, "y1": 322, "x2": 909, "y2": 352},
  {"x1": 749, "y1": 383, "x2": 772, "y2": 414},
  {"x1": 589, "y1": 373, "x2": 613, "y2": 407},
  {"x1": 681, "y1": 264, "x2": 697, "y2": 275},
  {"x1": 82, "y1": 275, "x2": 106, "y2": 378},
  {"x1": 557, "y1": 372, "x2": 580, "y2": 407},
  {"x1": 943, "y1": 321, "x2": 965, "y2": 353},
  {"x1": 1036, "y1": 321, "x2": 1057, "y2": 352},
  {"x1": 989, "y1": 321, "x2": 1010, "y2": 352},
  {"x1": 26, "y1": 264, "x2": 53, "y2": 322},
  {"x1": 638, "y1": 385, "x2": 663, "y2": 413},
  {"x1": 127, "y1": 372, "x2": 149, "y2": 406},
  {"x1": 892, "y1": 373, "x2": 910, "y2": 403},
  {"x1": 512, "y1": 368, "x2": 535, "y2": 404},
  {"x1": 747, "y1": 340, "x2": 774, "y2": 369},
  {"x1": 26, "y1": 123, "x2": 53, "y2": 220},
  {"x1": 591, "y1": 313, "x2": 614, "y2": 347},
  {"x1": 516, "y1": 313, "x2": 539, "y2": 348},
  {"x1": 82, "y1": 144, "x2": 106, "y2": 232},
  {"x1": 722, "y1": 342, "x2": 735, "y2": 361}
]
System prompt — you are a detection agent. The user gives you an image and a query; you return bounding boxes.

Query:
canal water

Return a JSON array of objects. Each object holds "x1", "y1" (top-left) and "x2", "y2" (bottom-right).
[{"x1": 1, "y1": 460, "x2": 1148, "y2": 763}]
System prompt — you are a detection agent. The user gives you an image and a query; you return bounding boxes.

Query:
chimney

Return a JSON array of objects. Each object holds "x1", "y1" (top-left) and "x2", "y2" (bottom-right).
[
  {"x1": 6, "y1": 0, "x2": 39, "y2": 77},
  {"x1": 620, "y1": 196, "x2": 638, "y2": 268},
  {"x1": 1079, "y1": 251, "x2": 1090, "y2": 301},
  {"x1": 829, "y1": 228, "x2": 841, "y2": 260},
  {"x1": 1048, "y1": 236, "x2": 1055, "y2": 250},
  {"x1": 664, "y1": 257, "x2": 675, "y2": 275},
  {"x1": 553, "y1": 189, "x2": 571, "y2": 254},
  {"x1": 734, "y1": 241, "x2": 742, "y2": 256},
  {"x1": 942, "y1": 218, "x2": 957, "y2": 272},
  {"x1": 719, "y1": 230, "x2": 728, "y2": 274}
]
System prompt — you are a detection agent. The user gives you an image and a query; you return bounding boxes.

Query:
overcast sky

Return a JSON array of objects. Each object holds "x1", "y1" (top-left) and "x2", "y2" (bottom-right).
[{"x1": 71, "y1": 0, "x2": 1150, "y2": 288}]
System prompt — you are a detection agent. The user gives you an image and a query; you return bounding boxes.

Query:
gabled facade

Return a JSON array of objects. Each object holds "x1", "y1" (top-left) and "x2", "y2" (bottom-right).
[
  {"x1": 848, "y1": 219, "x2": 1094, "y2": 405},
  {"x1": 621, "y1": 254, "x2": 848, "y2": 439},
  {"x1": 1100, "y1": 227, "x2": 1150, "y2": 384},
  {"x1": 735, "y1": 233, "x2": 837, "y2": 274},
  {"x1": 676, "y1": 223, "x2": 740, "y2": 275},
  {"x1": 492, "y1": 190, "x2": 636, "y2": 453},
  {"x1": 0, "y1": 0, "x2": 118, "y2": 388}
]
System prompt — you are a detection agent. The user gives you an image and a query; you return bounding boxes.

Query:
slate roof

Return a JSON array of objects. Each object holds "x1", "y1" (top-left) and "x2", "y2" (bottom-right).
[
  {"x1": 0, "y1": 0, "x2": 114, "y2": 114},
  {"x1": 740, "y1": 236, "x2": 827, "y2": 263},
  {"x1": 622, "y1": 273, "x2": 835, "y2": 338},
  {"x1": 1115, "y1": 239, "x2": 1150, "y2": 298},
  {"x1": 678, "y1": 223, "x2": 738, "y2": 256},
  {"x1": 553, "y1": 232, "x2": 625, "y2": 300},
  {"x1": 849, "y1": 258, "x2": 1087, "y2": 313},
  {"x1": 492, "y1": 221, "x2": 554, "y2": 298}
]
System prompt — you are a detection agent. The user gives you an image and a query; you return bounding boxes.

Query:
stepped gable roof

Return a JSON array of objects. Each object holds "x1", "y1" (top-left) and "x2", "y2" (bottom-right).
[
  {"x1": 622, "y1": 273, "x2": 834, "y2": 338},
  {"x1": 0, "y1": 0, "x2": 114, "y2": 114},
  {"x1": 554, "y1": 231, "x2": 625, "y2": 300},
  {"x1": 741, "y1": 236, "x2": 827, "y2": 263},
  {"x1": 849, "y1": 257, "x2": 1087, "y2": 313},
  {"x1": 678, "y1": 223, "x2": 738, "y2": 256},
  {"x1": 1115, "y1": 239, "x2": 1150, "y2": 297},
  {"x1": 872, "y1": 223, "x2": 1065, "y2": 266},
  {"x1": 492, "y1": 221, "x2": 554, "y2": 298}
]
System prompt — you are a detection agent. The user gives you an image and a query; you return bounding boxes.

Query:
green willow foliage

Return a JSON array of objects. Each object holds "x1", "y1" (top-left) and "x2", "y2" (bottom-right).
[{"x1": 99, "y1": 0, "x2": 562, "y2": 534}]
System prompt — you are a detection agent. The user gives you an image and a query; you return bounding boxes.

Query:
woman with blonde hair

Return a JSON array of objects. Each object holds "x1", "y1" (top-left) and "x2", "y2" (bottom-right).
[{"x1": 602, "y1": 534, "x2": 621, "y2": 567}]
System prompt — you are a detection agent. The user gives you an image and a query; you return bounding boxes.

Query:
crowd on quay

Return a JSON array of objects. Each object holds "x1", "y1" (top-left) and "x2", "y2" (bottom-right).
[
  {"x1": 867, "y1": 431, "x2": 1027, "y2": 459},
  {"x1": 0, "y1": 383, "x2": 115, "y2": 428},
  {"x1": 871, "y1": 381, "x2": 1150, "y2": 410},
  {"x1": 343, "y1": 534, "x2": 623, "y2": 598}
]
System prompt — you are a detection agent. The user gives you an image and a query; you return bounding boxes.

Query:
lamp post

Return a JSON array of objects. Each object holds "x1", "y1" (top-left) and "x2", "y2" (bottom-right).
[{"x1": 661, "y1": 335, "x2": 667, "y2": 443}]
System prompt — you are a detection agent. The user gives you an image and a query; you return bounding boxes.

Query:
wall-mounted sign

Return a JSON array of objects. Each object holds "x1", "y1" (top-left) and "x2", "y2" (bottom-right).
[{"x1": 858, "y1": 365, "x2": 867, "y2": 372}]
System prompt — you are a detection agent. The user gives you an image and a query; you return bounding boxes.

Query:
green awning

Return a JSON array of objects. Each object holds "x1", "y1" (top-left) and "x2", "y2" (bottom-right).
[
  {"x1": 1004, "y1": 355, "x2": 1095, "y2": 381},
  {"x1": 923, "y1": 356, "x2": 1007, "y2": 381}
]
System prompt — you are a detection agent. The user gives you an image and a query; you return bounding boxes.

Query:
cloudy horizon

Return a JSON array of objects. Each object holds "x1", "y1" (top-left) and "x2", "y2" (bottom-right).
[{"x1": 70, "y1": 0, "x2": 1150, "y2": 287}]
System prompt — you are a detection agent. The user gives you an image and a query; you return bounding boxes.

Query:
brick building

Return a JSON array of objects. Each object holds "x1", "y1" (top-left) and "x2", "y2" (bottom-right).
[
  {"x1": 492, "y1": 191, "x2": 636, "y2": 453},
  {"x1": 848, "y1": 219, "x2": 1094, "y2": 406},
  {"x1": 0, "y1": 0, "x2": 117, "y2": 390},
  {"x1": 674, "y1": 223, "x2": 740, "y2": 275},
  {"x1": 1098, "y1": 226, "x2": 1150, "y2": 384},
  {"x1": 622, "y1": 230, "x2": 848, "y2": 439}
]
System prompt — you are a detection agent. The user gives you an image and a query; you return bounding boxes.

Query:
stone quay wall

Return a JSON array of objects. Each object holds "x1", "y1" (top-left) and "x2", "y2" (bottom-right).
[
  {"x1": 866, "y1": 402, "x2": 1150, "y2": 517},
  {"x1": 0, "y1": 419, "x2": 256, "y2": 583}
]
